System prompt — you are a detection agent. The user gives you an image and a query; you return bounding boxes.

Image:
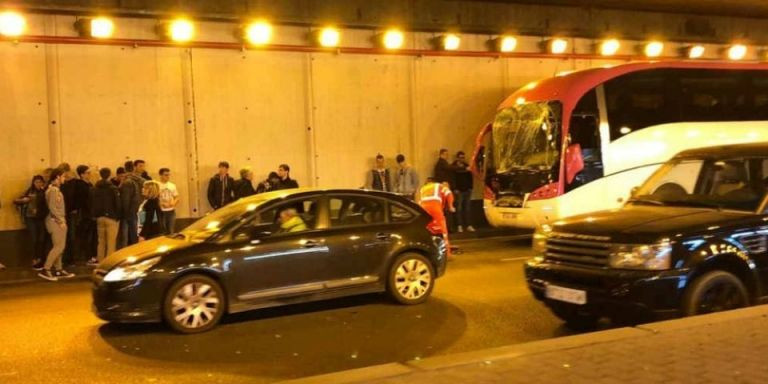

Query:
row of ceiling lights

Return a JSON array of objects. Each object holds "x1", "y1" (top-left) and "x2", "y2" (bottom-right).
[{"x1": 0, "y1": 10, "x2": 757, "y2": 60}]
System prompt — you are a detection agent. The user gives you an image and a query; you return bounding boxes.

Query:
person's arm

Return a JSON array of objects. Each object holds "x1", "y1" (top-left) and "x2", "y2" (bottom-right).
[
  {"x1": 207, "y1": 177, "x2": 216, "y2": 208},
  {"x1": 171, "y1": 186, "x2": 180, "y2": 208}
]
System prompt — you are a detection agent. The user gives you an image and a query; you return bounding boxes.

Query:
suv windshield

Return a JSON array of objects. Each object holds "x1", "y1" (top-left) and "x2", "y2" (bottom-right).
[
  {"x1": 492, "y1": 101, "x2": 562, "y2": 173},
  {"x1": 179, "y1": 197, "x2": 269, "y2": 241},
  {"x1": 632, "y1": 157, "x2": 768, "y2": 212}
]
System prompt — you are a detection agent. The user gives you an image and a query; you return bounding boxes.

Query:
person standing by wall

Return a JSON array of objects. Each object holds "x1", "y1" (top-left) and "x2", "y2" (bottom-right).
[
  {"x1": 89, "y1": 168, "x2": 121, "y2": 265},
  {"x1": 452, "y1": 151, "x2": 475, "y2": 232},
  {"x1": 14, "y1": 175, "x2": 48, "y2": 268},
  {"x1": 134, "y1": 159, "x2": 152, "y2": 181},
  {"x1": 365, "y1": 154, "x2": 392, "y2": 192},
  {"x1": 234, "y1": 167, "x2": 256, "y2": 199},
  {"x1": 394, "y1": 154, "x2": 419, "y2": 199},
  {"x1": 120, "y1": 162, "x2": 144, "y2": 246},
  {"x1": 139, "y1": 181, "x2": 165, "y2": 240},
  {"x1": 158, "y1": 168, "x2": 179, "y2": 234},
  {"x1": 207, "y1": 161, "x2": 235, "y2": 210},
  {"x1": 111, "y1": 167, "x2": 126, "y2": 187},
  {"x1": 274, "y1": 164, "x2": 299, "y2": 190},
  {"x1": 256, "y1": 172, "x2": 281, "y2": 194},
  {"x1": 39, "y1": 169, "x2": 74, "y2": 281},
  {"x1": 61, "y1": 165, "x2": 94, "y2": 265}
]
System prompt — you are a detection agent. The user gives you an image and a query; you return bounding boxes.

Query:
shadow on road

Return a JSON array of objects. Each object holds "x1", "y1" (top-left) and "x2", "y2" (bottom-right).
[{"x1": 94, "y1": 293, "x2": 467, "y2": 380}]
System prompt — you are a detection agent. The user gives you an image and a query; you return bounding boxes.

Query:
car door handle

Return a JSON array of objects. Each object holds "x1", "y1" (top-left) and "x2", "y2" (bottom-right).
[{"x1": 376, "y1": 233, "x2": 392, "y2": 241}]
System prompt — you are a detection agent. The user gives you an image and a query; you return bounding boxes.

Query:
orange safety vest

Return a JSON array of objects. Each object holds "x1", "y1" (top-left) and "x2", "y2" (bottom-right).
[{"x1": 418, "y1": 182, "x2": 454, "y2": 209}]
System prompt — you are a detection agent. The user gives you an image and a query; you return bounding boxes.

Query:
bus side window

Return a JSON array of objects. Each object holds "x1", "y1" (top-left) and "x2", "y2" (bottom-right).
[{"x1": 566, "y1": 90, "x2": 604, "y2": 192}]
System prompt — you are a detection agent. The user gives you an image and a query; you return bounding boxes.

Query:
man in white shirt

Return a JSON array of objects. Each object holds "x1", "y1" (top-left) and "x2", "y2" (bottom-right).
[{"x1": 158, "y1": 168, "x2": 180, "y2": 234}]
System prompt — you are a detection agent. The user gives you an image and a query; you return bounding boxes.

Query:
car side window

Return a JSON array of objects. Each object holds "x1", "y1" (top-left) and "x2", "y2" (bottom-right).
[
  {"x1": 330, "y1": 196, "x2": 386, "y2": 227},
  {"x1": 249, "y1": 198, "x2": 319, "y2": 235},
  {"x1": 390, "y1": 203, "x2": 415, "y2": 223}
]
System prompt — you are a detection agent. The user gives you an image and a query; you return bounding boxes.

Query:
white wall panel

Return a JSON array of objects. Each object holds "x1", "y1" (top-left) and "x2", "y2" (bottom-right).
[
  {"x1": 191, "y1": 49, "x2": 310, "y2": 213},
  {"x1": 0, "y1": 44, "x2": 50, "y2": 230}
]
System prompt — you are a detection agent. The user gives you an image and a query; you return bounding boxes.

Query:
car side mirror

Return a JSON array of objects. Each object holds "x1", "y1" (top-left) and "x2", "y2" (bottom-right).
[
  {"x1": 474, "y1": 146, "x2": 485, "y2": 171},
  {"x1": 564, "y1": 143, "x2": 584, "y2": 184}
]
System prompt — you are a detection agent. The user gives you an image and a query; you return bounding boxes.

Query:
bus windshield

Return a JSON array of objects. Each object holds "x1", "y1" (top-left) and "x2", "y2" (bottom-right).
[{"x1": 492, "y1": 101, "x2": 562, "y2": 173}]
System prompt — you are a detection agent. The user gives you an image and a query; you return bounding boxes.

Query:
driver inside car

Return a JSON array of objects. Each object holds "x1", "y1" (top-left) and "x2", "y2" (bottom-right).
[{"x1": 278, "y1": 208, "x2": 307, "y2": 233}]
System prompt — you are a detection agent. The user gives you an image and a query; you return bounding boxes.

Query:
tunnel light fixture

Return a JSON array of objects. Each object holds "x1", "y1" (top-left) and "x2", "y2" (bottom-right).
[
  {"x1": 380, "y1": 29, "x2": 404, "y2": 49},
  {"x1": 75, "y1": 17, "x2": 115, "y2": 38},
  {"x1": 316, "y1": 27, "x2": 340, "y2": 47},
  {"x1": 687, "y1": 45, "x2": 705, "y2": 59},
  {"x1": 644, "y1": 41, "x2": 664, "y2": 57},
  {"x1": 728, "y1": 44, "x2": 747, "y2": 60},
  {"x1": 599, "y1": 39, "x2": 620, "y2": 56},
  {"x1": 164, "y1": 18, "x2": 195, "y2": 42},
  {"x1": 548, "y1": 38, "x2": 568, "y2": 54},
  {"x1": 440, "y1": 34, "x2": 461, "y2": 50},
  {"x1": 0, "y1": 10, "x2": 26, "y2": 37},
  {"x1": 497, "y1": 35, "x2": 518, "y2": 53},
  {"x1": 244, "y1": 20, "x2": 272, "y2": 45}
]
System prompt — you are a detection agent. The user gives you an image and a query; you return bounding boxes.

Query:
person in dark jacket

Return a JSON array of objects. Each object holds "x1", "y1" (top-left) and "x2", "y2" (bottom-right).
[
  {"x1": 452, "y1": 151, "x2": 475, "y2": 233},
  {"x1": 13, "y1": 175, "x2": 48, "y2": 268},
  {"x1": 139, "y1": 181, "x2": 165, "y2": 240},
  {"x1": 433, "y1": 149, "x2": 467, "y2": 232},
  {"x1": 120, "y1": 162, "x2": 144, "y2": 246},
  {"x1": 256, "y1": 172, "x2": 281, "y2": 194},
  {"x1": 90, "y1": 168, "x2": 122, "y2": 264},
  {"x1": 234, "y1": 167, "x2": 257, "y2": 199},
  {"x1": 274, "y1": 164, "x2": 299, "y2": 190},
  {"x1": 207, "y1": 161, "x2": 236, "y2": 210},
  {"x1": 134, "y1": 159, "x2": 152, "y2": 181},
  {"x1": 365, "y1": 154, "x2": 392, "y2": 191},
  {"x1": 111, "y1": 167, "x2": 126, "y2": 187},
  {"x1": 61, "y1": 165, "x2": 94, "y2": 265}
]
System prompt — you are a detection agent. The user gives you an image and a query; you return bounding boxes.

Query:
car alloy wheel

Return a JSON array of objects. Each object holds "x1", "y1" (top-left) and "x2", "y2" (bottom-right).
[
  {"x1": 164, "y1": 275, "x2": 225, "y2": 333},
  {"x1": 683, "y1": 270, "x2": 749, "y2": 316},
  {"x1": 388, "y1": 253, "x2": 434, "y2": 305}
]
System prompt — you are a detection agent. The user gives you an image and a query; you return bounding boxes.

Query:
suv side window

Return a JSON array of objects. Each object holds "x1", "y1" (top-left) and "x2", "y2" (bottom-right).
[{"x1": 329, "y1": 196, "x2": 386, "y2": 227}]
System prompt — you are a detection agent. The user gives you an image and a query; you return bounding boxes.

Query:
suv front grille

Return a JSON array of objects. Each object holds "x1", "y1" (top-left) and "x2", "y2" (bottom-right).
[{"x1": 545, "y1": 233, "x2": 612, "y2": 267}]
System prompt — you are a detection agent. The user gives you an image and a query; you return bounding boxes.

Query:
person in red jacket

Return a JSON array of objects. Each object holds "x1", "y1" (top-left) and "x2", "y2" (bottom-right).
[{"x1": 417, "y1": 178, "x2": 456, "y2": 260}]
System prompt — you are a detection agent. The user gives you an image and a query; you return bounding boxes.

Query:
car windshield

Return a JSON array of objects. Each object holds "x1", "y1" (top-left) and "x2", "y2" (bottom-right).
[
  {"x1": 492, "y1": 101, "x2": 562, "y2": 173},
  {"x1": 631, "y1": 157, "x2": 768, "y2": 212},
  {"x1": 179, "y1": 197, "x2": 270, "y2": 242}
]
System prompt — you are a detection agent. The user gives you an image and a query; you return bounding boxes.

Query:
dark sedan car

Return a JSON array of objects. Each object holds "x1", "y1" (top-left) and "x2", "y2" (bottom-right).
[
  {"x1": 525, "y1": 143, "x2": 768, "y2": 330},
  {"x1": 93, "y1": 188, "x2": 447, "y2": 333}
]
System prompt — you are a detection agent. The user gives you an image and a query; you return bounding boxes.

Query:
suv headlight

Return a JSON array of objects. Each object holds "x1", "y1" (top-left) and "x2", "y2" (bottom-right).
[
  {"x1": 104, "y1": 256, "x2": 162, "y2": 282},
  {"x1": 609, "y1": 243, "x2": 672, "y2": 270}
]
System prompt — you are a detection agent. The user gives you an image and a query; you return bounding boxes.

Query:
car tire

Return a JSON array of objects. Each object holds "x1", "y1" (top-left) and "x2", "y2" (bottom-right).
[
  {"x1": 388, "y1": 253, "x2": 435, "y2": 305},
  {"x1": 163, "y1": 274, "x2": 226, "y2": 334},
  {"x1": 682, "y1": 270, "x2": 749, "y2": 316},
  {"x1": 549, "y1": 303, "x2": 599, "y2": 331}
]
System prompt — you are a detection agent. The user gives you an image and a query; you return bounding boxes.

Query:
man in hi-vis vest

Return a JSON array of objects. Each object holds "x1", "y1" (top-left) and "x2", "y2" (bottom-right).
[{"x1": 417, "y1": 178, "x2": 456, "y2": 260}]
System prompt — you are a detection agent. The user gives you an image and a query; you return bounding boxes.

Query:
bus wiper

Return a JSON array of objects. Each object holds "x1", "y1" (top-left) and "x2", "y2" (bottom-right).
[{"x1": 626, "y1": 198, "x2": 665, "y2": 206}]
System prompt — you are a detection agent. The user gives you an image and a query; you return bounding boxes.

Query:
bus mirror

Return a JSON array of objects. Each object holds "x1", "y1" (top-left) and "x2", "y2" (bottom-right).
[
  {"x1": 564, "y1": 144, "x2": 584, "y2": 184},
  {"x1": 630, "y1": 186, "x2": 640, "y2": 197}
]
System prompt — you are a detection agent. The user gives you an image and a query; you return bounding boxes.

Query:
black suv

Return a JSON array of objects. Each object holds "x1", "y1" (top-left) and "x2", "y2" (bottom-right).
[
  {"x1": 525, "y1": 143, "x2": 768, "y2": 329},
  {"x1": 93, "y1": 189, "x2": 446, "y2": 333}
]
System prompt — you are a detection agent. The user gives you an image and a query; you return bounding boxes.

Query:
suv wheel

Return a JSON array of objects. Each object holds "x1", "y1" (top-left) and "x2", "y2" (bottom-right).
[
  {"x1": 549, "y1": 303, "x2": 599, "y2": 331},
  {"x1": 163, "y1": 274, "x2": 225, "y2": 334},
  {"x1": 682, "y1": 270, "x2": 749, "y2": 316},
  {"x1": 388, "y1": 253, "x2": 435, "y2": 305}
]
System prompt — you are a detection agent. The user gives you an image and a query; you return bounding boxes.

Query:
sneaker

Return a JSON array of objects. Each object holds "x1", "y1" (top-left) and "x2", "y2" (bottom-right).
[
  {"x1": 55, "y1": 270, "x2": 76, "y2": 278},
  {"x1": 86, "y1": 258, "x2": 99, "y2": 266},
  {"x1": 467, "y1": 225, "x2": 476, "y2": 232},
  {"x1": 32, "y1": 263, "x2": 44, "y2": 271},
  {"x1": 38, "y1": 270, "x2": 58, "y2": 281},
  {"x1": 457, "y1": 225, "x2": 464, "y2": 233}
]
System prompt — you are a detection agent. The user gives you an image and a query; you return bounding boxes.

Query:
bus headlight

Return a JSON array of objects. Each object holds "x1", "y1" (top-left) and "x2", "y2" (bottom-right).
[
  {"x1": 610, "y1": 243, "x2": 672, "y2": 270},
  {"x1": 532, "y1": 224, "x2": 552, "y2": 254},
  {"x1": 104, "y1": 256, "x2": 162, "y2": 282}
]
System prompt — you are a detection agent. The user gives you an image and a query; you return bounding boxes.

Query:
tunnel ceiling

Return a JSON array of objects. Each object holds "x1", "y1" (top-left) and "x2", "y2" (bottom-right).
[{"x1": 480, "y1": 0, "x2": 768, "y2": 18}]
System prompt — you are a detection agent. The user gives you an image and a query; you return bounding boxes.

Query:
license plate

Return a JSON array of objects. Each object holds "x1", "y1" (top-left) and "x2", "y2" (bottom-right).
[
  {"x1": 545, "y1": 284, "x2": 587, "y2": 305},
  {"x1": 502, "y1": 213, "x2": 517, "y2": 219}
]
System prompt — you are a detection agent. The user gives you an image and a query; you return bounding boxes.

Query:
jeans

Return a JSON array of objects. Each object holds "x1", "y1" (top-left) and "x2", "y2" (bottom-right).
[
  {"x1": 25, "y1": 217, "x2": 47, "y2": 264},
  {"x1": 63, "y1": 211, "x2": 80, "y2": 265},
  {"x1": 96, "y1": 217, "x2": 119, "y2": 261},
  {"x1": 454, "y1": 189, "x2": 473, "y2": 227},
  {"x1": 44, "y1": 217, "x2": 67, "y2": 271},
  {"x1": 125, "y1": 214, "x2": 139, "y2": 246},
  {"x1": 162, "y1": 210, "x2": 176, "y2": 234}
]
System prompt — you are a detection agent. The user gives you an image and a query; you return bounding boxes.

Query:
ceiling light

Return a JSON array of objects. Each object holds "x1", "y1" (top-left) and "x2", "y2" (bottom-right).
[
  {"x1": 382, "y1": 29, "x2": 404, "y2": 49},
  {"x1": 498, "y1": 36, "x2": 517, "y2": 52},
  {"x1": 600, "y1": 39, "x2": 620, "y2": 56},
  {"x1": 244, "y1": 21, "x2": 272, "y2": 45},
  {"x1": 728, "y1": 44, "x2": 747, "y2": 60},
  {"x1": 0, "y1": 11, "x2": 26, "y2": 37},
  {"x1": 688, "y1": 45, "x2": 705, "y2": 59},
  {"x1": 644, "y1": 41, "x2": 664, "y2": 57},
  {"x1": 318, "y1": 27, "x2": 340, "y2": 47},
  {"x1": 442, "y1": 34, "x2": 461, "y2": 50},
  {"x1": 166, "y1": 19, "x2": 194, "y2": 42},
  {"x1": 549, "y1": 38, "x2": 568, "y2": 54}
]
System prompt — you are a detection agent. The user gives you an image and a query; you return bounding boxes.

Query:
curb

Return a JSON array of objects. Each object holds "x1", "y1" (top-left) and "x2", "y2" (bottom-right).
[{"x1": 279, "y1": 304, "x2": 768, "y2": 384}]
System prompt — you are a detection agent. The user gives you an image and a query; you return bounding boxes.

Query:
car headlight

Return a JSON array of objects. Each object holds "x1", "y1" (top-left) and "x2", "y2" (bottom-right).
[
  {"x1": 532, "y1": 224, "x2": 552, "y2": 255},
  {"x1": 104, "y1": 256, "x2": 162, "y2": 282},
  {"x1": 609, "y1": 242, "x2": 672, "y2": 270}
]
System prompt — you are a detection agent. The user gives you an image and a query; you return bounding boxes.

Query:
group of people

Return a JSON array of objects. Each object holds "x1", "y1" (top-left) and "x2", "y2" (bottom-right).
[
  {"x1": 10, "y1": 160, "x2": 179, "y2": 281},
  {"x1": 206, "y1": 162, "x2": 299, "y2": 209},
  {"x1": 365, "y1": 150, "x2": 475, "y2": 233}
]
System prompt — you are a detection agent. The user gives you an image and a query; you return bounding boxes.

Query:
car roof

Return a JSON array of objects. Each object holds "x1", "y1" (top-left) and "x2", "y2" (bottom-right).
[
  {"x1": 235, "y1": 188, "x2": 426, "y2": 213},
  {"x1": 674, "y1": 142, "x2": 768, "y2": 159}
]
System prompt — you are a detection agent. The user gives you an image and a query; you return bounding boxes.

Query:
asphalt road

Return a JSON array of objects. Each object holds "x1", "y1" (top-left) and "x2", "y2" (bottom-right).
[{"x1": 0, "y1": 236, "x2": 575, "y2": 384}]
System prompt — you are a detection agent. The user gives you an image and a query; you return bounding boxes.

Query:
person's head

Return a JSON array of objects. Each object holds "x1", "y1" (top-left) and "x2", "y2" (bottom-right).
[
  {"x1": 375, "y1": 154, "x2": 385, "y2": 169},
  {"x1": 42, "y1": 168, "x2": 54, "y2": 180},
  {"x1": 57, "y1": 162, "x2": 73, "y2": 181},
  {"x1": 426, "y1": 176, "x2": 436, "y2": 184},
  {"x1": 142, "y1": 180, "x2": 160, "y2": 199},
  {"x1": 267, "y1": 171, "x2": 280, "y2": 183},
  {"x1": 134, "y1": 160, "x2": 146, "y2": 174},
  {"x1": 279, "y1": 208, "x2": 298, "y2": 223},
  {"x1": 99, "y1": 168, "x2": 111, "y2": 181},
  {"x1": 115, "y1": 167, "x2": 126, "y2": 180},
  {"x1": 439, "y1": 148, "x2": 449, "y2": 160},
  {"x1": 218, "y1": 161, "x2": 230, "y2": 176},
  {"x1": 278, "y1": 164, "x2": 290, "y2": 179},
  {"x1": 49, "y1": 169, "x2": 65, "y2": 186},
  {"x1": 456, "y1": 151, "x2": 466, "y2": 162},
  {"x1": 159, "y1": 168, "x2": 171, "y2": 183},
  {"x1": 124, "y1": 161, "x2": 135, "y2": 173},
  {"x1": 396, "y1": 154, "x2": 406, "y2": 167},
  {"x1": 239, "y1": 167, "x2": 253, "y2": 180},
  {"x1": 76, "y1": 165, "x2": 91, "y2": 180},
  {"x1": 31, "y1": 175, "x2": 45, "y2": 190}
]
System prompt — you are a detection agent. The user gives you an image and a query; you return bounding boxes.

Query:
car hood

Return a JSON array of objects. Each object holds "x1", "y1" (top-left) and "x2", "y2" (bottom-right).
[
  {"x1": 99, "y1": 236, "x2": 196, "y2": 270},
  {"x1": 551, "y1": 205, "x2": 752, "y2": 243}
]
